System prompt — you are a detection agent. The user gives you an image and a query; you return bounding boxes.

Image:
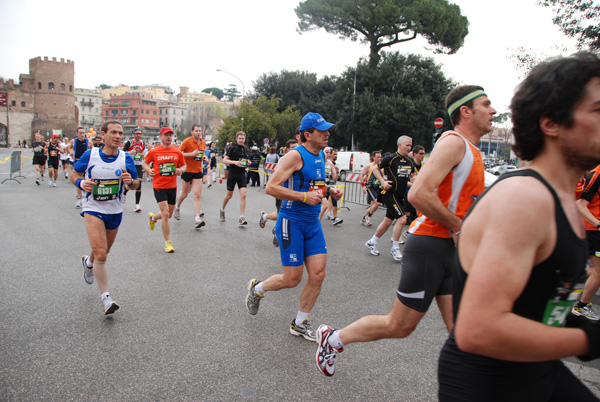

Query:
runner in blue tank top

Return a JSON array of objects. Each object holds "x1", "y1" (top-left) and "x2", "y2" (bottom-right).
[{"x1": 246, "y1": 112, "x2": 342, "y2": 342}]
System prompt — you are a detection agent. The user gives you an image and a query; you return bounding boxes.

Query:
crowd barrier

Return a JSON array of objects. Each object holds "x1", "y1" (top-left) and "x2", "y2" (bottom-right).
[
  {"x1": 1, "y1": 151, "x2": 26, "y2": 184},
  {"x1": 337, "y1": 173, "x2": 370, "y2": 210}
]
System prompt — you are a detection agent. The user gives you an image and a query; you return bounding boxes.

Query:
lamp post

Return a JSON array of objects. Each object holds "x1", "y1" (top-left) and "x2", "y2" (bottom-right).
[{"x1": 216, "y1": 69, "x2": 245, "y2": 131}]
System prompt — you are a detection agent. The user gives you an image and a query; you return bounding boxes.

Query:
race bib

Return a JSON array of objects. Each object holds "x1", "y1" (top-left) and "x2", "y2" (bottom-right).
[
  {"x1": 194, "y1": 151, "x2": 204, "y2": 161},
  {"x1": 542, "y1": 282, "x2": 583, "y2": 327},
  {"x1": 397, "y1": 166, "x2": 412, "y2": 178},
  {"x1": 93, "y1": 179, "x2": 120, "y2": 201},
  {"x1": 309, "y1": 180, "x2": 327, "y2": 196},
  {"x1": 133, "y1": 153, "x2": 143, "y2": 161},
  {"x1": 49, "y1": 150, "x2": 58, "y2": 157},
  {"x1": 240, "y1": 158, "x2": 248, "y2": 168},
  {"x1": 159, "y1": 162, "x2": 176, "y2": 176}
]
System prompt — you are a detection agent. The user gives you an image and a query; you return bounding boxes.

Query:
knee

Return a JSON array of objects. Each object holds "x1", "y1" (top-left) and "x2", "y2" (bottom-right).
[
  {"x1": 194, "y1": 191, "x2": 202, "y2": 200},
  {"x1": 93, "y1": 250, "x2": 108, "y2": 262},
  {"x1": 386, "y1": 314, "x2": 417, "y2": 339},
  {"x1": 308, "y1": 269, "x2": 326, "y2": 284},
  {"x1": 283, "y1": 273, "x2": 303, "y2": 288}
]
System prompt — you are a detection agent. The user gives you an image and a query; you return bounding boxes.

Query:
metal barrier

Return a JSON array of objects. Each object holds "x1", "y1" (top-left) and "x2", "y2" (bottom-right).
[
  {"x1": 337, "y1": 174, "x2": 370, "y2": 210},
  {"x1": 2, "y1": 151, "x2": 25, "y2": 184}
]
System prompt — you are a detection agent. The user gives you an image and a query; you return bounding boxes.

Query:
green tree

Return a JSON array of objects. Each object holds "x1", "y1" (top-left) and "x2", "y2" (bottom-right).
[
  {"x1": 224, "y1": 85, "x2": 241, "y2": 102},
  {"x1": 217, "y1": 95, "x2": 301, "y2": 148},
  {"x1": 295, "y1": 0, "x2": 469, "y2": 68},
  {"x1": 98, "y1": 84, "x2": 110, "y2": 89},
  {"x1": 202, "y1": 87, "x2": 224, "y2": 100},
  {"x1": 251, "y1": 70, "x2": 324, "y2": 114},
  {"x1": 327, "y1": 52, "x2": 453, "y2": 152},
  {"x1": 540, "y1": 0, "x2": 600, "y2": 51}
]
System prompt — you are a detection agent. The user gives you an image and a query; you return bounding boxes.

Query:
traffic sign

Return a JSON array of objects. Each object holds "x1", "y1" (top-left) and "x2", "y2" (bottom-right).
[
  {"x1": 264, "y1": 138, "x2": 269, "y2": 144},
  {"x1": 0, "y1": 92, "x2": 7, "y2": 106},
  {"x1": 434, "y1": 118, "x2": 443, "y2": 129}
]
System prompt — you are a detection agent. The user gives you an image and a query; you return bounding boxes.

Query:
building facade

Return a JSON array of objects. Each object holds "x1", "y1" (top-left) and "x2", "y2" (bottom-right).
[
  {"x1": 0, "y1": 56, "x2": 77, "y2": 146},
  {"x1": 75, "y1": 88, "x2": 102, "y2": 131}
]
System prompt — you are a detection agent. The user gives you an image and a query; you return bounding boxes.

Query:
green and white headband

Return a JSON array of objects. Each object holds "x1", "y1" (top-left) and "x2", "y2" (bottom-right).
[{"x1": 447, "y1": 89, "x2": 486, "y2": 116}]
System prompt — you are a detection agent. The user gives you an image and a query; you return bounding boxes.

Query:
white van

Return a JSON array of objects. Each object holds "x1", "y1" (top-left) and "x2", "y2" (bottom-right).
[{"x1": 335, "y1": 151, "x2": 371, "y2": 181}]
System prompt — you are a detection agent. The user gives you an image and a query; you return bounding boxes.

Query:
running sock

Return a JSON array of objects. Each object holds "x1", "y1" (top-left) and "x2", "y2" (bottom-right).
[
  {"x1": 370, "y1": 235, "x2": 379, "y2": 244},
  {"x1": 328, "y1": 330, "x2": 345, "y2": 351},
  {"x1": 85, "y1": 257, "x2": 93, "y2": 268},
  {"x1": 295, "y1": 311, "x2": 310, "y2": 326},
  {"x1": 392, "y1": 241, "x2": 399, "y2": 249},
  {"x1": 135, "y1": 191, "x2": 141, "y2": 204},
  {"x1": 255, "y1": 282, "x2": 265, "y2": 295},
  {"x1": 368, "y1": 213, "x2": 372, "y2": 217},
  {"x1": 577, "y1": 301, "x2": 589, "y2": 308},
  {"x1": 101, "y1": 292, "x2": 110, "y2": 300}
]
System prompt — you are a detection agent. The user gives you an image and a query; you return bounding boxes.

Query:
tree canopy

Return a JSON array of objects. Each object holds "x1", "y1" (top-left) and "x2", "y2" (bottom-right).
[
  {"x1": 202, "y1": 87, "x2": 224, "y2": 100},
  {"x1": 540, "y1": 0, "x2": 600, "y2": 51},
  {"x1": 217, "y1": 95, "x2": 301, "y2": 149},
  {"x1": 295, "y1": 0, "x2": 469, "y2": 67}
]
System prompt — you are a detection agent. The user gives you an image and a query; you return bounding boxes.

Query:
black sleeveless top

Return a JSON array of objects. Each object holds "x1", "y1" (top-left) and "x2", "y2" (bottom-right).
[{"x1": 451, "y1": 169, "x2": 587, "y2": 322}]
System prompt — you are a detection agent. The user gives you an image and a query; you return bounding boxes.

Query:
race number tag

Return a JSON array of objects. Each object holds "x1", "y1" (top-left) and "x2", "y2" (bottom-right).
[
  {"x1": 133, "y1": 153, "x2": 143, "y2": 161},
  {"x1": 49, "y1": 150, "x2": 58, "y2": 157},
  {"x1": 542, "y1": 282, "x2": 583, "y2": 327},
  {"x1": 240, "y1": 158, "x2": 248, "y2": 168},
  {"x1": 93, "y1": 179, "x2": 120, "y2": 201},
  {"x1": 309, "y1": 180, "x2": 327, "y2": 196},
  {"x1": 194, "y1": 151, "x2": 204, "y2": 161},
  {"x1": 159, "y1": 162, "x2": 176, "y2": 176}
]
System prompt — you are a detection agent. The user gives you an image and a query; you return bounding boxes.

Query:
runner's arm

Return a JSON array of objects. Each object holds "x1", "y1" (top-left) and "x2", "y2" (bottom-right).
[
  {"x1": 455, "y1": 179, "x2": 590, "y2": 361},
  {"x1": 265, "y1": 150, "x2": 322, "y2": 205}
]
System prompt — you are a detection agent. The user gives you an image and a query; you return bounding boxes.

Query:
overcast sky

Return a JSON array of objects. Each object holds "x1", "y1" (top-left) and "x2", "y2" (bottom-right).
[{"x1": 0, "y1": 0, "x2": 577, "y2": 115}]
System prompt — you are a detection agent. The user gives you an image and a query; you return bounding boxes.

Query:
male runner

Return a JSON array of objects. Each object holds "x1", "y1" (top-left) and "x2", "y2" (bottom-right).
[
  {"x1": 32, "y1": 133, "x2": 47, "y2": 185},
  {"x1": 209, "y1": 142, "x2": 218, "y2": 182},
  {"x1": 71, "y1": 120, "x2": 138, "y2": 315},
  {"x1": 122, "y1": 127, "x2": 146, "y2": 212},
  {"x1": 220, "y1": 131, "x2": 249, "y2": 225},
  {"x1": 72, "y1": 127, "x2": 91, "y2": 207},
  {"x1": 359, "y1": 151, "x2": 382, "y2": 226},
  {"x1": 143, "y1": 127, "x2": 185, "y2": 253},
  {"x1": 574, "y1": 165, "x2": 600, "y2": 320},
  {"x1": 316, "y1": 85, "x2": 495, "y2": 376},
  {"x1": 174, "y1": 125, "x2": 207, "y2": 228},
  {"x1": 364, "y1": 135, "x2": 416, "y2": 261},
  {"x1": 438, "y1": 53, "x2": 600, "y2": 400},
  {"x1": 46, "y1": 134, "x2": 61, "y2": 187},
  {"x1": 247, "y1": 113, "x2": 342, "y2": 341},
  {"x1": 59, "y1": 136, "x2": 71, "y2": 179}
]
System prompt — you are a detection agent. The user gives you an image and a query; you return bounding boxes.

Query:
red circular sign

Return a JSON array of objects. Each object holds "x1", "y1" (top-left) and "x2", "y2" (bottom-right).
[{"x1": 434, "y1": 118, "x2": 443, "y2": 128}]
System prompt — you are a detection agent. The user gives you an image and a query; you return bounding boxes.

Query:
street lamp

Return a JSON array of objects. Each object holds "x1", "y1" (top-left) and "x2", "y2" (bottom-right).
[{"x1": 216, "y1": 69, "x2": 245, "y2": 131}]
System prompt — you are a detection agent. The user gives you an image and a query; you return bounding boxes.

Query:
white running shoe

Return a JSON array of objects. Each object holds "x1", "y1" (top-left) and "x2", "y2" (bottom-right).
[
  {"x1": 390, "y1": 248, "x2": 402, "y2": 262},
  {"x1": 102, "y1": 295, "x2": 120, "y2": 315},
  {"x1": 365, "y1": 240, "x2": 380, "y2": 256},
  {"x1": 174, "y1": 208, "x2": 181, "y2": 220}
]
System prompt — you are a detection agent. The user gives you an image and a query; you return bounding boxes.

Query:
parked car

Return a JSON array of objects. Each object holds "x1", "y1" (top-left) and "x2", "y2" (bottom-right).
[{"x1": 488, "y1": 165, "x2": 517, "y2": 176}]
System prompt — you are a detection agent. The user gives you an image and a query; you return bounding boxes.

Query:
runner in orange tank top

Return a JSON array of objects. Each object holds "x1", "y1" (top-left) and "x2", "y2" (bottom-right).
[{"x1": 314, "y1": 85, "x2": 496, "y2": 378}]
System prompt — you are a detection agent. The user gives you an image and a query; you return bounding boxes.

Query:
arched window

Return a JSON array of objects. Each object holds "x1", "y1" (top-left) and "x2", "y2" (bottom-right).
[
  {"x1": 69, "y1": 85, "x2": 73, "y2": 92},
  {"x1": 11, "y1": 100, "x2": 16, "y2": 106},
  {"x1": 37, "y1": 82, "x2": 41, "y2": 90},
  {"x1": 21, "y1": 101, "x2": 25, "y2": 107},
  {"x1": 60, "y1": 83, "x2": 65, "y2": 91},
  {"x1": 48, "y1": 82, "x2": 54, "y2": 90}
]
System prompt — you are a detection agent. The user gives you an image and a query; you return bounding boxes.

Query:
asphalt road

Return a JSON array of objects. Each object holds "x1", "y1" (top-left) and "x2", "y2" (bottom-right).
[{"x1": 1, "y1": 147, "x2": 599, "y2": 401}]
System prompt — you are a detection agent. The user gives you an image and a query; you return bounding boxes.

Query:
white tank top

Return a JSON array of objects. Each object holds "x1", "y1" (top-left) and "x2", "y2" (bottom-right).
[{"x1": 82, "y1": 148, "x2": 127, "y2": 214}]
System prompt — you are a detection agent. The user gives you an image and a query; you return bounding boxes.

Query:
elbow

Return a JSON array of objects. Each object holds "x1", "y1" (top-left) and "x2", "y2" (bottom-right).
[
  {"x1": 265, "y1": 183, "x2": 274, "y2": 197},
  {"x1": 454, "y1": 321, "x2": 494, "y2": 355},
  {"x1": 407, "y1": 188, "x2": 420, "y2": 206}
]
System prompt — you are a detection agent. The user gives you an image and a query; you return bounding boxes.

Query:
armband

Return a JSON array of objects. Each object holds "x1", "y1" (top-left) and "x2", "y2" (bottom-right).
[
  {"x1": 75, "y1": 178, "x2": 83, "y2": 190},
  {"x1": 303, "y1": 192, "x2": 307, "y2": 203}
]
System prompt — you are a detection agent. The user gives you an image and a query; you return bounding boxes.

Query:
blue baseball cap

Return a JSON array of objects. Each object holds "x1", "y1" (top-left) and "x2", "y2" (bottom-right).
[{"x1": 299, "y1": 112, "x2": 335, "y2": 132}]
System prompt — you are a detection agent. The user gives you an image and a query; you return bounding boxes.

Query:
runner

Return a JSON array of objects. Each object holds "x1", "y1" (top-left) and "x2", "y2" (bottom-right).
[
  {"x1": 32, "y1": 133, "x2": 47, "y2": 185},
  {"x1": 174, "y1": 125, "x2": 207, "y2": 228},
  {"x1": 59, "y1": 136, "x2": 71, "y2": 179},
  {"x1": 364, "y1": 135, "x2": 416, "y2": 262},
  {"x1": 46, "y1": 134, "x2": 61, "y2": 187},
  {"x1": 220, "y1": 131, "x2": 249, "y2": 225},
  {"x1": 72, "y1": 127, "x2": 91, "y2": 207},
  {"x1": 315, "y1": 85, "x2": 495, "y2": 377},
  {"x1": 359, "y1": 151, "x2": 382, "y2": 226},
  {"x1": 438, "y1": 53, "x2": 600, "y2": 401},
  {"x1": 122, "y1": 127, "x2": 146, "y2": 212},
  {"x1": 143, "y1": 126, "x2": 186, "y2": 253},
  {"x1": 70, "y1": 120, "x2": 138, "y2": 315},
  {"x1": 574, "y1": 165, "x2": 600, "y2": 320},
  {"x1": 209, "y1": 142, "x2": 218, "y2": 183},
  {"x1": 246, "y1": 112, "x2": 342, "y2": 342}
]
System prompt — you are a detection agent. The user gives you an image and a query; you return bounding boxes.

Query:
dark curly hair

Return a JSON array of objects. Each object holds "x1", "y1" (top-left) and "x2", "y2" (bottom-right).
[{"x1": 511, "y1": 52, "x2": 600, "y2": 161}]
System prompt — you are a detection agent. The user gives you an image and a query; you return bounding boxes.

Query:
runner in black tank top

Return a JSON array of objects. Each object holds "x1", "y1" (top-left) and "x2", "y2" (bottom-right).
[{"x1": 438, "y1": 170, "x2": 595, "y2": 401}]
